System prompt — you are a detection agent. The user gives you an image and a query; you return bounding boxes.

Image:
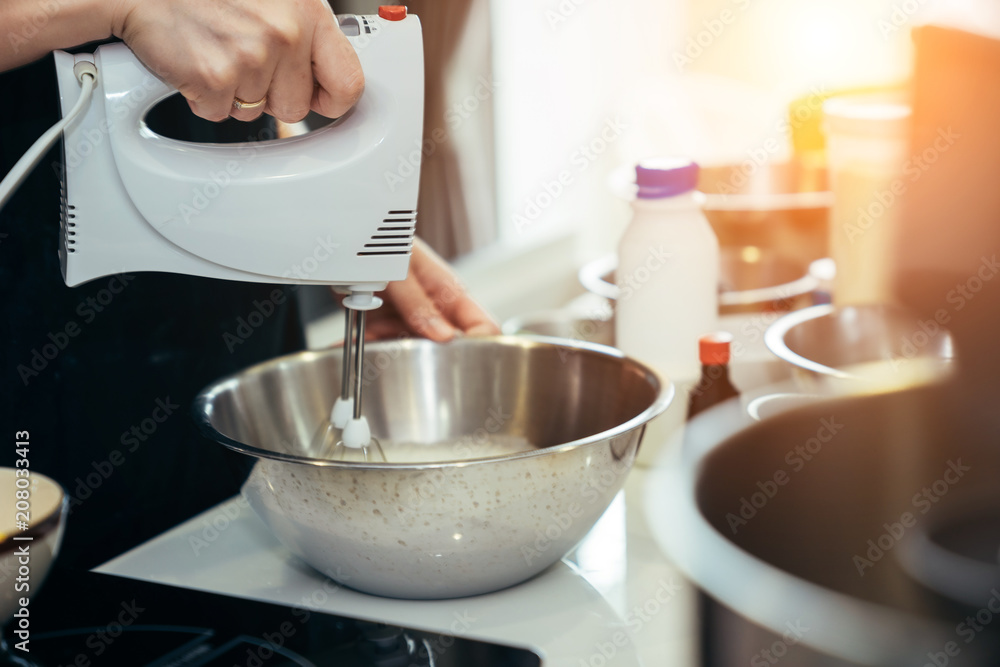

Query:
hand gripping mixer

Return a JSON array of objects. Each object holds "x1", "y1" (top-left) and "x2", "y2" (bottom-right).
[{"x1": 42, "y1": 11, "x2": 423, "y2": 460}]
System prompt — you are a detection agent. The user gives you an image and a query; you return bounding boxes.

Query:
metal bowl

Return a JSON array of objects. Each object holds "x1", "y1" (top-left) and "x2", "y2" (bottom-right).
[
  {"x1": 194, "y1": 337, "x2": 671, "y2": 599},
  {"x1": 765, "y1": 304, "x2": 956, "y2": 392},
  {"x1": 1, "y1": 468, "x2": 67, "y2": 623},
  {"x1": 579, "y1": 246, "x2": 818, "y2": 315}
]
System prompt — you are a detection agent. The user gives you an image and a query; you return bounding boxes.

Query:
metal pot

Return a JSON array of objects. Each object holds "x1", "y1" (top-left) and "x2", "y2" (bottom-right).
[
  {"x1": 579, "y1": 246, "x2": 818, "y2": 315},
  {"x1": 765, "y1": 304, "x2": 956, "y2": 393}
]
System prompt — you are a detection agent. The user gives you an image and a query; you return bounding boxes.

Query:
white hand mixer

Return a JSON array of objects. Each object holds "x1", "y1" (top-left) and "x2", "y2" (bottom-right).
[{"x1": 0, "y1": 9, "x2": 424, "y2": 461}]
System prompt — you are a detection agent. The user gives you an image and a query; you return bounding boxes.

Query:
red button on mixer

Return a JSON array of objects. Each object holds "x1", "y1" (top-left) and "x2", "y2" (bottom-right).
[{"x1": 378, "y1": 5, "x2": 407, "y2": 20}]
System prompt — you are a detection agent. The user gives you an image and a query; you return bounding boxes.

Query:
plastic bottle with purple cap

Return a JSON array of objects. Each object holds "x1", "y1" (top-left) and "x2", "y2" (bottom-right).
[{"x1": 615, "y1": 158, "x2": 720, "y2": 463}]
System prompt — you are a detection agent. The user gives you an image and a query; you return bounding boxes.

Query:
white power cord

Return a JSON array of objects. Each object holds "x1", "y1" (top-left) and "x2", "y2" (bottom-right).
[{"x1": 0, "y1": 60, "x2": 98, "y2": 211}]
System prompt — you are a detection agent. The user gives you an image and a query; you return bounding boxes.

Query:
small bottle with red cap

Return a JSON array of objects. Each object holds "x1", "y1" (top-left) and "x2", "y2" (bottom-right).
[{"x1": 687, "y1": 332, "x2": 741, "y2": 420}]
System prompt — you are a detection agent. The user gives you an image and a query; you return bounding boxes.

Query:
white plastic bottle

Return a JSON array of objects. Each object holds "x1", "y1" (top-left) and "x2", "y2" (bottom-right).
[{"x1": 615, "y1": 158, "x2": 719, "y2": 460}]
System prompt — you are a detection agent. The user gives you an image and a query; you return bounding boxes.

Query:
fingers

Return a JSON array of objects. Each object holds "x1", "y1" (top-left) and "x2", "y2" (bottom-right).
[
  {"x1": 407, "y1": 263, "x2": 499, "y2": 337},
  {"x1": 181, "y1": 60, "x2": 238, "y2": 123},
  {"x1": 311, "y1": 14, "x2": 365, "y2": 119},
  {"x1": 447, "y1": 297, "x2": 502, "y2": 336},
  {"x1": 369, "y1": 239, "x2": 500, "y2": 341},
  {"x1": 263, "y1": 54, "x2": 312, "y2": 123},
  {"x1": 407, "y1": 239, "x2": 500, "y2": 337},
  {"x1": 190, "y1": 5, "x2": 360, "y2": 123},
  {"x1": 383, "y1": 274, "x2": 457, "y2": 342},
  {"x1": 431, "y1": 279, "x2": 500, "y2": 336},
  {"x1": 363, "y1": 315, "x2": 410, "y2": 341},
  {"x1": 229, "y1": 57, "x2": 275, "y2": 122},
  {"x1": 119, "y1": 0, "x2": 364, "y2": 124},
  {"x1": 259, "y1": 14, "x2": 313, "y2": 122}
]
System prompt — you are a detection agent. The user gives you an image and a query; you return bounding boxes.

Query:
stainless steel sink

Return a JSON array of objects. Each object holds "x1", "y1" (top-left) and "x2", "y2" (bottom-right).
[{"x1": 649, "y1": 379, "x2": 1000, "y2": 666}]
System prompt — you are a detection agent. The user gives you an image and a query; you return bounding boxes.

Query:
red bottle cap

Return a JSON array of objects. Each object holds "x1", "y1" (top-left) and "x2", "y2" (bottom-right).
[
  {"x1": 378, "y1": 5, "x2": 407, "y2": 20},
  {"x1": 699, "y1": 332, "x2": 732, "y2": 365}
]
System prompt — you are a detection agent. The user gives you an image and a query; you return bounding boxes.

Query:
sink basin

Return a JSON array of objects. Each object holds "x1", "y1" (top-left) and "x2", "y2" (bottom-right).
[{"x1": 647, "y1": 380, "x2": 1000, "y2": 666}]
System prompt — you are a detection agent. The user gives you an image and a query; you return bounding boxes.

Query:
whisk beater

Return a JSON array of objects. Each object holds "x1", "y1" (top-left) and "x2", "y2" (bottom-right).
[{"x1": 309, "y1": 294, "x2": 387, "y2": 462}]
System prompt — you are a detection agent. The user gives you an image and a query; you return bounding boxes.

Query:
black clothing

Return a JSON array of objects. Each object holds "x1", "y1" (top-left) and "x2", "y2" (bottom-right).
[{"x1": 0, "y1": 54, "x2": 304, "y2": 569}]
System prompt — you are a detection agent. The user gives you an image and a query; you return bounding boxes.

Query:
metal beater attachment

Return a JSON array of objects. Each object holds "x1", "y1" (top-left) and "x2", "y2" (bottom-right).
[
  {"x1": 330, "y1": 292, "x2": 386, "y2": 463},
  {"x1": 309, "y1": 308, "x2": 357, "y2": 455}
]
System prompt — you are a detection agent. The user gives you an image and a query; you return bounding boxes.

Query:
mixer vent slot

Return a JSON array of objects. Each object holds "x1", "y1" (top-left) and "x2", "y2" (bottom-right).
[
  {"x1": 358, "y1": 211, "x2": 417, "y2": 256},
  {"x1": 60, "y1": 198, "x2": 79, "y2": 253},
  {"x1": 57, "y1": 160, "x2": 78, "y2": 253}
]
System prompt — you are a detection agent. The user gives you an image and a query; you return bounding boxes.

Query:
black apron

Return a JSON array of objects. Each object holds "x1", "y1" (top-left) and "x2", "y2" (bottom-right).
[{"x1": 0, "y1": 54, "x2": 305, "y2": 569}]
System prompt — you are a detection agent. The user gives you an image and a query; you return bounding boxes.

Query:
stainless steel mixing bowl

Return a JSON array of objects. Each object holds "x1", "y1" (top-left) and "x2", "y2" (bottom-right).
[
  {"x1": 765, "y1": 303, "x2": 956, "y2": 392},
  {"x1": 194, "y1": 336, "x2": 671, "y2": 599}
]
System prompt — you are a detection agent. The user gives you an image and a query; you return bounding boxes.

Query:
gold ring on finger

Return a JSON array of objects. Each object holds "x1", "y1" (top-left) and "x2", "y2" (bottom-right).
[{"x1": 233, "y1": 95, "x2": 267, "y2": 110}]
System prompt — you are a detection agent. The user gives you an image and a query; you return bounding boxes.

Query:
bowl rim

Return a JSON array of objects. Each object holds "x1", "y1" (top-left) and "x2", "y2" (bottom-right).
[
  {"x1": 764, "y1": 303, "x2": 956, "y2": 382},
  {"x1": 578, "y1": 252, "x2": 819, "y2": 306},
  {"x1": 192, "y1": 335, "x2": 674, "y2": 470},
  {"x1": 763, "y1": 303, "x2": 858, "y2": 380}
]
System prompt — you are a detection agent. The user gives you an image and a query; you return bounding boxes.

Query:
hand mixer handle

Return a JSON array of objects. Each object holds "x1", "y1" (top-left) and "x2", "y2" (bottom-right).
[
  {"x1": 97, "y1": 43, "x2": 175, "y2": 116},
  {"x1": 59, "y1": 14, "x2": 423, "y2": 287}
]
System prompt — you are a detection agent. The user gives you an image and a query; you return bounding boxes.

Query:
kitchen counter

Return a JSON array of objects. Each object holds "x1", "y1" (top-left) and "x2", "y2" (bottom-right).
[{"x1": 97, "y1": 465, "x2": 699, "y2": 667}]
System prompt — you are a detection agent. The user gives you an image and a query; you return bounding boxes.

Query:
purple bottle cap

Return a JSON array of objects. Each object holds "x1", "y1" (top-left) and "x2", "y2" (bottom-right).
[{"x1": 635, "y1": 158, "x2": 699, "y2": 199}]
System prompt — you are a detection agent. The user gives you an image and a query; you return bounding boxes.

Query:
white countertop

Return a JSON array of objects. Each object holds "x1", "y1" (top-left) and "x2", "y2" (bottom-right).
[{"x1": 97, "y1": 465, "x2": 699, "y2": 667}]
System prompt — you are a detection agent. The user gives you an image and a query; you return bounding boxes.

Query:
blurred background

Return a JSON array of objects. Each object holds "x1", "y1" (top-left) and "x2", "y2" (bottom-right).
[{"x1": 326, "y1": 0, "x2": 981, "y2": 325}]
